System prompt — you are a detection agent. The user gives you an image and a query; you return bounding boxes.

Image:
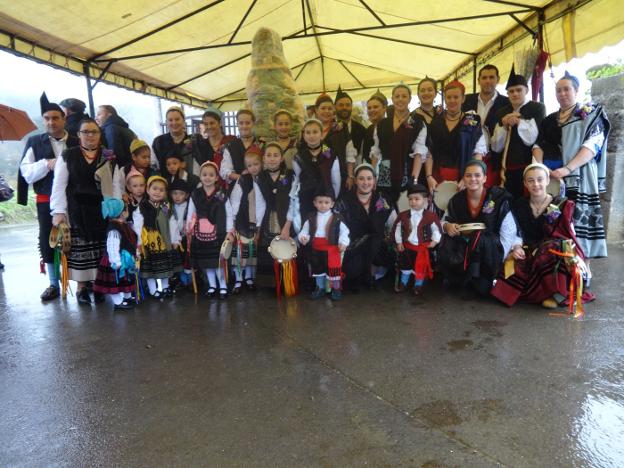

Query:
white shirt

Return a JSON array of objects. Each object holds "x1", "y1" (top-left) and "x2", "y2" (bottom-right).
[
  {"x1": 476, "y1": 91, "x2": 498, "y2": 127},
  {"x1": 50, "y1": 155, "x2": 69, "y2": 215},
  {"x1": 229, "y1": 178, "x2": 266, "y2": 228},
  {"x1": 292, "y1": 157, "x2": 341, "y2": 200},
  {"x1": 298, "y1": 210, "x2": 350, "y2": 246},
  {"x1": 20, "y1": 132, "x2": 68, "y2": 184},
  {"x1": 490, "y1": 100, "x2": 539, "y2": 153},
  {"x1": 394, "y1": 208, "x2": 442, "y2": 245},
  {"x1": 370, "y1": 125, "x2": 429, "y2": 164},
  {"x1": 106, "y1": 230, "x2": 122, "y2": 267},
  {"x1": 132, "y1": 203, "x2": 181, "y2": 246},
  {"x1": 185, "y1": 192, "x2": 234, "y2": 233},
  {"x1": 173, "y1": 201, "x2": 188, "y2": 237}
]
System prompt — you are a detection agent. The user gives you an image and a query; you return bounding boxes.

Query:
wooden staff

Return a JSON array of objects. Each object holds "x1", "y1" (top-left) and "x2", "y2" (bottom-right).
[{"x1": 498, "y1": 128, "x2": 512, "y2": 188}]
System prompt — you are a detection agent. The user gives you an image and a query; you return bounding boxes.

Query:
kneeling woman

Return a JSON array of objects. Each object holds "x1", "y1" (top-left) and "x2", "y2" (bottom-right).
[
  {"x1": 439, "y1": 160, "x2": 521, "y2": 295},
  {"x1": 491, "y1": 163, "x2": 594, "y2": 311}
]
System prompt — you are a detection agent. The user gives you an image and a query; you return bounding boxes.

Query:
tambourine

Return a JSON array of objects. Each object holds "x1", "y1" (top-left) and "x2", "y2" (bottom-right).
[
  {"x1": 49, "y1": 222, "x2": 71, "y2": 254},
  {"x1": 219, "y1": 239, "x2": 233, "y2": 259},
  {"x1": 547, "y1": 178, "x2": 564, "y2": 198},
  {"x1": 433, "y1": 181, "x2": 458, "y2": 212},
  {"x1": 458, "y1": 222, "x2": 486, "y2": 234},
  {"x1": 268, "y1": 237, "x2": 297, "y2": 263},
  {"x1": 397, "y1": 191, "x2": 410, "y2": 213}
]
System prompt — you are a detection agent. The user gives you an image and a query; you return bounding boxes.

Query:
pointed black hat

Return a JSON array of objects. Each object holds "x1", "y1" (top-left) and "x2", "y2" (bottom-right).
[
  {"x1": 334, "y1": 85, "x2": 352, "y2": 104},
  {"x1": 505, "y1": 64, "x2": 528, "y2": 89},
  {"x1": 40, "y1": 92, "x2": 64, "y2": 116}
]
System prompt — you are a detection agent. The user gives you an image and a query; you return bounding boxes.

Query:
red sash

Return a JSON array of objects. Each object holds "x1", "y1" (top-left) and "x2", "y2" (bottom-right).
[
  {"x1": 404, "y1": 242, "x2": 433, "y2": 281},
  {"x1": 312, "y1": 237, "x2": 342, "y2": 278},
  {"x1": 36, "y1": 194, "x2": 51, "y2": 203},
  {"x1": 436, "y1": 166, "x2": 460, "y2": 183}
]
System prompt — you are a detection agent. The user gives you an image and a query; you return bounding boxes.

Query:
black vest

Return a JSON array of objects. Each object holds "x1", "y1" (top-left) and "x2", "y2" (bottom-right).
[
  {"x1": 308, "y1": 212, "x2": 343, "y2": 245},
  {"x1": 191, "y1": 187, "x2": 227, "y2": 234},
  {"x1": 493, "y1": 101, "x2": 546, "y2": 168},
  {"x1": 257, "y1": 168, "x2": 294, "y2": 233},
  {"x1": 234, "y1": 174, "x2": 258, "y2": 238}
]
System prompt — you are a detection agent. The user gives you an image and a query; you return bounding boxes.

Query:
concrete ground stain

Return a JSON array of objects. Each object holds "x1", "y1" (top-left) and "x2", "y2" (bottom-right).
[{"x1": 447, "y1": 339, "x2": 474, "y2": 352}]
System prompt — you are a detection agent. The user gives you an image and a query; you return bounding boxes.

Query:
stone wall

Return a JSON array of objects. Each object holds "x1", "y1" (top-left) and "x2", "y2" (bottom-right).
[{"x1": 591, "y1": 73, "x2": 624, "y2": 245}]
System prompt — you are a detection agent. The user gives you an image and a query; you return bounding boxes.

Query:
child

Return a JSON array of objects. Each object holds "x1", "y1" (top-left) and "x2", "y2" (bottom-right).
[
  {"x1": 298, "y1": 188, "x2": 350, "y2": 301},
  {"x1": 229, "y1": 148, "x2": 266, "y2": 293},
  {"x1": 133, "y1": 176, "x2": 181, "y2": 299},
  {"x1": 271, "y1": 110, "x2": 298, "y2": 169},
  {"x1": 393, "y1": 184, "x2": 441, "y2": 295},
  {"x1": 125, "y1": 168, "x2": 146, "y2": 221},
  {"x1": 113, "y1": 139, "x2": 155, "y2": 200},
  {"x1": 93, "y1": 198, "x2": 137, "y2": 310},
  {"x1": 164, "y1": 150, "x2": 200, "y2": 191},
  {"x1": 169, "y1": 178, "x2": 192, "y2": 289},
  {"x1": 186, "y1": 161, "x2": 233, "y2": 299},
  {"x1": 293, "y1": 118, "x2": 341, "y2": 221}
]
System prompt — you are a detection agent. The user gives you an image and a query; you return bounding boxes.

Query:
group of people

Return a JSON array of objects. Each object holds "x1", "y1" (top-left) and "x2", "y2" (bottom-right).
[{"x1": 16, "y1": 63, "x2": 610, "y2": 313}]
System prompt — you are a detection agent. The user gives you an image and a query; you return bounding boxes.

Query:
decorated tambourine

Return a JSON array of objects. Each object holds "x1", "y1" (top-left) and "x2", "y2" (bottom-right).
[
  {"x1": 458, "y1": 222, "x2": 486, "y2": 234},
  {"x1": 547, "y1": 178, "x2": 564, "y2": 198},
  {"x1": 219, "y1": 239, "x2": 233, "y2": 260},
  {"x1": 433, "y1": 181, "x2": 458, "y2": 212},
  {"x1": 268, "y1": 237, "x2": 297, "y2": 263},
  {"x1": 49, "y1": 222, "x2": 71, "y2": 254},
  {"x1": 397, "y1": 191, "x2": 410, "y2": 213}
]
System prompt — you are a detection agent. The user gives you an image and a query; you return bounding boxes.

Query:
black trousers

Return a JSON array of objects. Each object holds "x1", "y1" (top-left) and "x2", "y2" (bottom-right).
[{"x1": 37, "y1": 201, "x2": 55, "y2": 263}]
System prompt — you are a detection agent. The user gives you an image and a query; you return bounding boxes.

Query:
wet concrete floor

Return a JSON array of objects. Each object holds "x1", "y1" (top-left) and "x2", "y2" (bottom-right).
[{"x1": 1, "y1": 225, "x2": 623, "y2": 467}]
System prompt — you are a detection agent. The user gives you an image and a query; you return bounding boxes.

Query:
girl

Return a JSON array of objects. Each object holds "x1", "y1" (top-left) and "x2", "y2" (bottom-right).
[
  {"x1": 125, "y1": 168, "x2": 145, "y2": 221},
  {"x1": 93, "y1": 198, "x2": 137, "y2": 310},
  {"x1": 187, "y1": 161, "x2": 234, "y2": 299},
  {"x1": 112, "y1": 139, "x2": 156, "y2": 200},
  {"x1": 220, "y1": 109, "x2": 261, "y2": 186},
  {"x1": 133, "y1": 176, "x2": 181, "y2": 299},
  {"x1": 229, "y1": 149, "x2": 266, "y2": 293},
  {"x1": 272, "y1": 110, "x2": 298, "y2": 169}
]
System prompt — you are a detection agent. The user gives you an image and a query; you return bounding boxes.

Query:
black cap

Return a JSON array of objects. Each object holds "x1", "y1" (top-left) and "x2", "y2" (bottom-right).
[
  {"x1": 40, "y1": 92, "x2": 64, "y2": 116},
  {"x1": 407, "y1": 183, "x2": 429, "y2": 196},
  {"x1": 169, "y1": 178, "x2": 191, "y2": 193},
  {"x1": 164, "y1": 150, "x2": 184, "y2": 162},
  {"x1": 505, "y1": 64, "x2": 528, "y2": 89},
  {"x1": 334, "y1": 85, "x2": 352, "y2": 104},
  {"x1": 313, "y1": 186, "x2": 335, "y2": 201}
]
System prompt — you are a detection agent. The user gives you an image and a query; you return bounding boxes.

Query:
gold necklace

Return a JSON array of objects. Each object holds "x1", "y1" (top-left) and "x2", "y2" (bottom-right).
[{"x1": 530, "y1": 194, "x2": 551, "y2": 216}]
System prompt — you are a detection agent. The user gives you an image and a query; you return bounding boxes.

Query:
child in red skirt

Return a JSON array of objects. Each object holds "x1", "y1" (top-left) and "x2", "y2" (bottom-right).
[{"x1": 93, "y1": 198, "x2": 137, "y2": 309}]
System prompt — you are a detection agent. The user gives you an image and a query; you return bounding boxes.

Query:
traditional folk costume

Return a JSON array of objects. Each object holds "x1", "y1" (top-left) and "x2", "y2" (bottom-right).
[
  {"x1": 152, "y1": 131, "x2": 193, "y2": 177},
  {"x1": 169, "y1": 178, "x2": 192, "y2": 288},
  {"x1": 490, "y1": 68, "x2": 546, "y2": 196},
  {"x1": 186, "y1": 169, "x2": 234, "y2": 297},
  {"x1": 190, "y1": 133, "x2": 235, "y2": 176},
  {"x1": 534, "y1": 100, "x2": 610, "y2": 259},
  {"x1": 219, "y1": 137, "x2": 262, "y2": 187},
  {"x1": 132, "y1": 177, "x2": 181, "y2": 298},
  {"x1": 491, "y1": 192, "x2": 594, "y2": 313},
  {"x1": 50, "y1": 145, "x2": 114, "y2": 283},
  {"x1": 93, "y1": 198, "x2": 137, "y2": 309},
  {"x1": 293, "y1": 142, "x2": 341, "y2": 221},
  {"x1": 439, "y1": 183, "x2": 521, "y2": 295},
  {"x1": 361, "y1": 89, "x2": 388, "y2": 167},
  {"x1": 229, "y1": 173, "x2": 266, "y2": 289},
  {"x1": 335, "y1": 186, "x2": 394, "y2": 288},
  {"x1": 393, "y1": 186, "x2": 442, "y2": 292},
  {"x1": 429, "y1": 111, "x2": 487, "y2": 184},
  {"x1": 261, "y1": 137, "x2": 298, "y2": 170},
  {"x1": 163, "y1": 151, "x2": 200, "y2": 191},
  {"x1": 370, "y1": 108, "x2": 428, "y2": 205},
  {"x1": 124, "y1": 167, "x2": 146, "y2": 223},
  {"x1": 17, "y1": 93, "x2": 79, "y2": 299},
  {"x1": 298, "y1": 202, "x2": 350, "y2": 300}
]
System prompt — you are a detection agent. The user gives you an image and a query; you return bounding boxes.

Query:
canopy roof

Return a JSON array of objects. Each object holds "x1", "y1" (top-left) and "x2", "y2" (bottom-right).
[{"x1": 0, "y1": 0, "x2": 621, "y2": 110}]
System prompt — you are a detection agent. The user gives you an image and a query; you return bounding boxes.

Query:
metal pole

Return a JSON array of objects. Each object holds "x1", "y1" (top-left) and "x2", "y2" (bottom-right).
[
  {"x1": 473, "y1": 58, "x2": 478, "y2": 93},
  {"x1": 538, "y1": 10, "x2": 545, "y2": 103},
  {"x1": 83, "y1": 62, "x2": 95, "y2": 117}
]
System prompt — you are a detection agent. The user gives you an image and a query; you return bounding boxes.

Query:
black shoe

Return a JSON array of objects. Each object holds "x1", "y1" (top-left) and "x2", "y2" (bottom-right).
[
  {"x1": 204, "y1": 287, "x2": 216, "y2": 298},
  {"x1": 114, "y1": 300, "x2": 135, "y2": 310},
  {"x1": 162, "y1": 287, "x2": 174, "y2": 299},
  {"x1": 245, "y1": 279, "x2": 257, "y2": 291},
  {"x1": 77, "y1": 288, "x2": 91, "y2": 305},
  {"x1": 232, "y1": 282, "x2": 242, "y2": 294},
  {"x1": 0, "y1": 261, "x2": 4, "y2": 270},
  {"x1": 93, "y1": 291, "x2": 105, "y2": 303},
  {"x1": 40, "y1": 286, "x2": 60, "y2": 301},
  {"x1": 151, "y1": 290, "x2": 164, "y2": 300},
  {"x1": 219, "y1": 289, "x2": 228, "y2": 300}
]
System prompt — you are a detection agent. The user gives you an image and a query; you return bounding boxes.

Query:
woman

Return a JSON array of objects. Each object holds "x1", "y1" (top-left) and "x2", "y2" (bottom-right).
[
  {"x1": 335, "y1": 163, "x2": 394, "y2": 290},
  {"x1": 271, "y1": 110, "x2": 298, "y2": 169},
  {"x1": 361, "y1": 89, "x2": 387, "y2": 167},
  {"x1": 51, "y1": 119, "x2": 112, "y2": 304},
  {"x1": 412, "y1": 77, "x2": 441, "y2": 125},
  {"x1": 425, "y1": 81, "x2": 487, "y2": 193},
  {"x1": 152, "y1": 106, "x2": 191, "y2": 176},
  {"x1": 533, "y1": 72, "x2": 610, "y2": 261},
  {"x1": 220, "y1": 109, "x2": 261, "y2": 187},
  {"x1": 439, "y1": 160, "x2": 521, "y2": 296},
  {"x1": 370, "y1": 84, "x2": 428, "y2": 206},
  {"x1": 316, "y1": 93, "x2": 357, "y2": 191},
  {"x1": 194, "y1": 107, "x2": 234, "y2": 171},
  {"x1": 491, "y1": 163, "x2": 594, "y2": 310}
]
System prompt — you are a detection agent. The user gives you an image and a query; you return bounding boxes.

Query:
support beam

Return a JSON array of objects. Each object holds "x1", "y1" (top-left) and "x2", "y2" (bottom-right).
[
  {"x1": 168, "y1": 52, "x2": 251, "y2": 90},
  {"x1": 90, "y1": 0, "x2": 225, "y2": 60},
  {"x1": 83, "y1": 62, "x2": 95, "y2": 117},
  {"x1": 229, "y1": 0, "x2": 257, "y2": 44},
  {"x1": 304, "y1": 0, "x2": 325, "y2": 92},
  {"x1": 358, "y1": 0, "x2": 385, "y2": 25},
  {"x1": 509, "y1": 13, "x2": 537, "y2": 37},
  {"x1": 294, "y1": 61, "x2": 310, "y2": 81},
  {"x1": 483, "y1": 0, "x2": 540, "y2": 9},
  {"x1": 301, "y1": 0, "x2": 307, "y2": 35},
  {"x1": 92, "y1": 61, "x2": 114, "y2": 89},
  {"x1": 473, "y1": 58, "x2": 477, "y2": 93},
  {"x1": 338, "y1": 60, "x2": 365, "y2": 88}
]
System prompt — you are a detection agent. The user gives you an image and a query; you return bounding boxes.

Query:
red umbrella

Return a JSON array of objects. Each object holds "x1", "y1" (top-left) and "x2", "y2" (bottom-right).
[{"x1": 0, "y1": 104, "x2": 37, "y2": 141}]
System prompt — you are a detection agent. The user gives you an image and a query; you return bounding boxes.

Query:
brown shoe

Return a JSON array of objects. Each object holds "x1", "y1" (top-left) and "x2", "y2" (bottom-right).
[
  {"x1": 542, "y1": 297, "x2": 558, "y2": 309},
  {"x1": 40, "y1": 286, "x2": 60, "y2": 301}
]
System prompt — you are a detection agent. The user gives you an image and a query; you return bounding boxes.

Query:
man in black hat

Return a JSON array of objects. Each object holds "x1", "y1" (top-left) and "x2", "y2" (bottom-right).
[
  {"x1": 17, "y1": 92, "x2": 79, "y2": 301},
  {"x1": 95, "y1": 104, "x2": 137, "y2": 168},
  {"x1": 334, "y1": 86, "x2": 367, "y2": 190},
  {"x1": 59, "y1": 98, "x2": 89, "y2": 138},
  {"x1": 490, "y1": 65, "x2": 546, "y2": 197}
]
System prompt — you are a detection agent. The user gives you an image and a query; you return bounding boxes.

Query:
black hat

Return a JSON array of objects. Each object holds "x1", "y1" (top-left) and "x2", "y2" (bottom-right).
[
  {"x1": 313, "y1": 185, "x2": 335, "y2": 201},
  {"x1": 169, "y1": 178, "x2": 191, "y2": 193},
  {"x1": 164, "y1": 150, "x2": 184, "y2": 162},
  {"x1": 40, "y1": 92, "x2": 64, "y2": 116},
  {"x1": 407, "y1": 183, "x2": 429, "y2": 196},
  {"x1": 59, "y1": 98, "x2": 86, "y2": 113},
  {"x1": 505, "y1": 64, "x2": 528, "y2": 89},
  {"x1": 334, "y1": 85, "x2": 352, "y2": 104}
]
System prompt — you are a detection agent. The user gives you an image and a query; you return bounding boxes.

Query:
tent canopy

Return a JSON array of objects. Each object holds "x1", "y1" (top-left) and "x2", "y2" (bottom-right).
[{"x1": 0, "y1": 0, "x2": 621, "y2": 110}]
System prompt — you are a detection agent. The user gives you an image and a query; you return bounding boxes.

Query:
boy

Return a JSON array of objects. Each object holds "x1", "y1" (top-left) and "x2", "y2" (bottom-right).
[
  {"x1": 298, "y1": 188, "x2": 350, "y2": 301},
  {"x1": 393, "y1": 184, "x2": 441, "y2": 295},
  {"x1": 169, "y1": 178, "x2": 193, "y2": 290},
  {"x1": 164, "y1": 150, "x2": 200, "y2": 191}
]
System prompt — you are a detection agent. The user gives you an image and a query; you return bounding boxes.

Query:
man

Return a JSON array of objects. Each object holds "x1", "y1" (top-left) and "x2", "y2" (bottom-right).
[
  {"x1": 490, "y1": 66, "x2": 546, "y2": 197},
  {"x1": 17, "y1": 93, "x2": 79, "y2": 301},
  {"x1": 95, "y1": 105, "x2": 136, "y2": 168},
  {"x1": 59, "y1": 98, "x2": 88, "y2": 138},
  {"x1": 462, "y1": 64, "x2": 510, "y2": 139},
  {"x1": 334, "y1": 85, "x2": 367, "y2": 161}
]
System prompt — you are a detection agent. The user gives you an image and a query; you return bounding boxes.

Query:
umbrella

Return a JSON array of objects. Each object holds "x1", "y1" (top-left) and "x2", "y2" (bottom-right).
[{"x1": 0, "y1": 104, "x2": 37, "y2": 141}]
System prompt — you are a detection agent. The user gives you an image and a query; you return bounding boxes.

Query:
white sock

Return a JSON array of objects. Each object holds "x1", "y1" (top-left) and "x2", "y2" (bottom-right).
[
  {"x1": 160, "y1": 278, "x2": 169, "y2": 290},
  {"x1": 111, "y1": 292, "x2": 124, "y2": 305},
  {"x1": 205, "y1": 269, "x2": 217, "y2": 288},
  {"x1": 244, "y1": 265, "x2": 255, "y2": 281},
  {"x1": 234, "y1": 267, "x2": 243, "y2": 283},
  {"x1": 123, "y1": 292, "x2": 132, "y2": 299},
  {"x1": 147, "y1": 279, "x2": 158, "y2": 295},
  {"x1": 216, "y1": 268, "x2": 226, "y2": 290}
]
